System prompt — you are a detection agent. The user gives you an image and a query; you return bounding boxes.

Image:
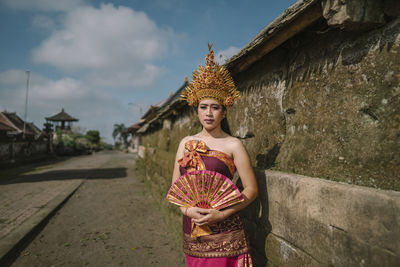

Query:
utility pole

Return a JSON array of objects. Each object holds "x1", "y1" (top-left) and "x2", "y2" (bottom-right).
[{"x1": 23, "y1": 70, "x2": 30, "y2": 139}]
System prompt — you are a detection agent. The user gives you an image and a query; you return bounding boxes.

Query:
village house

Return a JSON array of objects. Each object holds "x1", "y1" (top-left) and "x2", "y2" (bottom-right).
[
  {"x1": 127, "y1": 123, "x2": 141, "y2": 153},
  {"x1": 134, "y1": 0, "x2": 400, "y2": 266},
  {"x1": 0, "y1": 111, "x2": 46, "y2": 162}
]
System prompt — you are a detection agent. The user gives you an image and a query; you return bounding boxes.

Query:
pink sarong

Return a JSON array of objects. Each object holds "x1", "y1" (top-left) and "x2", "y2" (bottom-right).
[{"x1": 186, "y1": 253, "x2": 253, "y2": 267}]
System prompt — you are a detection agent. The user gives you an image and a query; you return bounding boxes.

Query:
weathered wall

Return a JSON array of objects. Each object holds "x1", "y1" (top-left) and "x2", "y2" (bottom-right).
[
  {"x1": 0, "y1": 141, "x2": 47, "y2": 161},
  {"x1": 229, "y1": 17, "x2": 400, "y2": 190},
  {"x1": 0, "y1": 143, "x2": 10, "y2": 160},
  {"x1": 242, "y1": 170, "x2": 400, "y2": 266},
  {"x1": 137, "y1": 5, "x2": 400, "y2": 266}
]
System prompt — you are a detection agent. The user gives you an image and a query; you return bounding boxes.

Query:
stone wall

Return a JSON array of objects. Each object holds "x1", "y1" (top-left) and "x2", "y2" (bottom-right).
[
  {"x1": 229, "y1": 17, "x2": 400, "y2": 191},
  {"x1": 0, "y1": 143, "x2": 10, "y2": 160},
  {"x1": 243, "y1": 170, "x2": 400, "y2": 266},
  {"x1": 136, "y1": 2, "x2": 400, "y2": 266},
  {"x1": 0, "y1": 141, "x2": 48, "y2": 161}
]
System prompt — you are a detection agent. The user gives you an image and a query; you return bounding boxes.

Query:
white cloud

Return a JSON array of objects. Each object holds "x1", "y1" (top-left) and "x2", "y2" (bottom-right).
[
  {"x1": 32, "y1": 15, "x2": 57, "y2": 31},
  {"x1": 215, "y1": 46, "x2": 241, "y2": 65},
  {"x1": 0, "y1": 69, "x2": 84, "y2": 104},
  {"x1": 0, "y1": 0, "x2": 86, "y2": 12},
  {"x1": 0, "y1": 69, "x2": 141, "y2": 143},
  {"x1": 32, "y1": 4, "x2": 176, "y2": 88}
]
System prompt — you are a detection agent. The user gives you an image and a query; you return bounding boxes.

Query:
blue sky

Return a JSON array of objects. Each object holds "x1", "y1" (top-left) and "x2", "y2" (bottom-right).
[{"x1": 0, "y1": 0, "x2": 297, "y2": 143}]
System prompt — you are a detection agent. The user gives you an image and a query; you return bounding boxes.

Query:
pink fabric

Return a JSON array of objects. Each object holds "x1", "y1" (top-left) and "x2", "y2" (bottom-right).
[{"x1": 186, "y1": 253, "x2": 253, "y2": 267}]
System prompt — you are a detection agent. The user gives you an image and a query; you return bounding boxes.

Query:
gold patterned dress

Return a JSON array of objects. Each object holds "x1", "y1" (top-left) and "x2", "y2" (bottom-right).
[{"x1": 178, "y1": 140, "x2": 253, "y2": 267}]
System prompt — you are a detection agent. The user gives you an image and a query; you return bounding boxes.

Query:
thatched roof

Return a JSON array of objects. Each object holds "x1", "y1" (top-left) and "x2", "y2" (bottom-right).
[
  {"x1": 0, "y1": 111, "x2": 37, "y2": 136},
  {"x1": 225, "y1": 0, "x2": 322, "y2": 74},
  {"x1": 136, "y1": 80, "x2": 188, "y2": 134},
  {"x1": 0, "y1": 121, "x2": 16, "y2": 132},
  {"x1": 26, "y1": 122, "x2": 42, "y2": 135},
  {"x1": 127, "y1": 123, "x2": 141, "y2": 134},
  {"x1": 46, "y1": 108, "x2": 78, "y2": 122},
  {"x1": 0, "y1": 113, "x2": 17, "y2": 132}
]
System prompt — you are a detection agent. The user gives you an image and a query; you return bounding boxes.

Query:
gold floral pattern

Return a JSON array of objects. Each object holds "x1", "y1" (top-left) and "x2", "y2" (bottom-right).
[
  {"x1": 209, "y1": 214, "x2": 243, "y2": 234},
  {"x1": 238, "y1": 253, "x2": 253, "y2": 267},
  {"x1": 178, "y1": 140, "x2": 207, "y2": 172},
  {"x1": 181, "y1": 43, "x2": 240, "y2": 107},
  {"x1": 183, "y1": 229, "x2": 250, "y2": 257}
]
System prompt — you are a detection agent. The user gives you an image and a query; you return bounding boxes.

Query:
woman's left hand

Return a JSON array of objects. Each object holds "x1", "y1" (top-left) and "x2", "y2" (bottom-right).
[{"x1": 192, "y1": 209, "x2": 225, "y2": 226}]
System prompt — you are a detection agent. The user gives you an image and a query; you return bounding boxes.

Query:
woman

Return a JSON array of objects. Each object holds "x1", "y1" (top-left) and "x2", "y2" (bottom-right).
[{"x1": 170, "y1": 44, "x2": 258, "y2": 267}]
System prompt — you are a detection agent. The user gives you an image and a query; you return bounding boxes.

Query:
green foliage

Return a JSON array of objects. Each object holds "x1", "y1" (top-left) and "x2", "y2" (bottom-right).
[
  {"x1": 85, "y1": 130, "x2": 102, "y2": 151},
  {"x1": 54, "y1": 128, "x2": 112, "y2": 154},
  {"x1": 112, "y1": 123, "x2": 129, "y2": 148},
  {"x1": 85, "y1": 130, "x2": 100, "y2": 144}
]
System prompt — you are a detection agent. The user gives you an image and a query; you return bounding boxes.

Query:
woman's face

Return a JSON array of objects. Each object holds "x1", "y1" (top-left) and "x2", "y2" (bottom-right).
[{"x1": 197, "y1": 99, "x2": 226, "y2": 131}]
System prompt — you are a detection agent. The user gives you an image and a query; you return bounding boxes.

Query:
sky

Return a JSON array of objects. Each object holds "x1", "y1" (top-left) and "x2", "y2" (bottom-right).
[{"x1": 0, "y1": 0, "x2": 297, "y2": 143}]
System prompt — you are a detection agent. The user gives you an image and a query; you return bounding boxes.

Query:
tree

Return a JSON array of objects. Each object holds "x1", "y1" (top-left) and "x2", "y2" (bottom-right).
[
  {"x1": 86, "y1": 130, "x2": 100, "y2": 144},
  {"x1": 112, "y1": 123, "x2": 128, "y2": 148}
]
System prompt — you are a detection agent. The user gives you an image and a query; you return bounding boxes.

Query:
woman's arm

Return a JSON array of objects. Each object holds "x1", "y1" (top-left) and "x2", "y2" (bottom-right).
[
  {"x1": 171, "y1": 138, "x2": 186, "y2": 184},
  {"x1": 171, "y1": 137, "x2": 207, "y2": 220},
  {"x1": 193, "y1": 138, "x2": 258, "y2": 226}
]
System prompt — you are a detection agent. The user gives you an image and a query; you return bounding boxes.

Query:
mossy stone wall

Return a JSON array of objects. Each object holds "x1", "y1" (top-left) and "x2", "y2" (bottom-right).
[{"x1": 228, "y1": 18, "x2": 400, "y2": 191}]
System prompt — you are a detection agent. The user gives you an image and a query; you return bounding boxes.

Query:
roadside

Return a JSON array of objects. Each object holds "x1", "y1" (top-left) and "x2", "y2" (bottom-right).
[{"x1": 1, "y1": 151, "x2": 184, "y2": 266}]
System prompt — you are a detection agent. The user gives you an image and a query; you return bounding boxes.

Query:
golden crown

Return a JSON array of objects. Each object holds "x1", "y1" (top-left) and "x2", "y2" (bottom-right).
[{"x1": 181, "y1": 43, "x2": 240, "y2": 107}]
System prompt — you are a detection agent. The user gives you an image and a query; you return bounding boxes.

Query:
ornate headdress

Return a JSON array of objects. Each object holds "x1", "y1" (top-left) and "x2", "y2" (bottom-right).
[{"x1": 181, "y1": 43, "x2": 240, "y2": 107}]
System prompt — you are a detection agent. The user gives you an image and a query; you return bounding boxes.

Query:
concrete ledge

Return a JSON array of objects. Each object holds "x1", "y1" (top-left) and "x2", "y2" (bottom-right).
[
  {"x1": 264, "y1": 170, "x2": 400, "y2": 266},
  {"x1": 265, "y1": 233, "x2": 319, "y2": 267},
  {"x1": 0, "y1": 179, "x2": 83, "y2": 265}
]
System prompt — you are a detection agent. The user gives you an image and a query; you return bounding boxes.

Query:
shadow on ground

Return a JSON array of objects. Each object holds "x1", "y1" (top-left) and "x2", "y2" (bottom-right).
[
  {"x1": 0, "y1": 156, "x2": 71, "y2": 179},
  {"x1": 0, "y1": 168, "x2": 127, "y2": 185}
]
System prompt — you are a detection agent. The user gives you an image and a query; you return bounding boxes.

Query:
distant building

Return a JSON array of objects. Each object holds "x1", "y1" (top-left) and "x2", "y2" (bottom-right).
[
  {"x1": 45, "y1": 108, "x2": 78, "y2": 131},
  {"x1": 0, "y1": 111, "x2": 38, "y2": 141},
  {"x1": 127, "y1": 123, "x2": 141, "y2": 152},
  {"x1": 0, "y1": 111, "x2": 46, "y2": 162},
  {"x1": 0, "y1": 119, "x2": 16, "y2": 140}
]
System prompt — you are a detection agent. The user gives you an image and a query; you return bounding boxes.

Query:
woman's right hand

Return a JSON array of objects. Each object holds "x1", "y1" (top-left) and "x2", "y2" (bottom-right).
[{"x1": 184, "y1": 207, "x2": 208, "y2": 220}]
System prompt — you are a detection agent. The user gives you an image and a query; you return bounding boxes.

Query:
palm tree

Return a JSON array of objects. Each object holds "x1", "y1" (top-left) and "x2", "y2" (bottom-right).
[{"x1": 112, "y1": 123, "x2": 128, "y2": 148}]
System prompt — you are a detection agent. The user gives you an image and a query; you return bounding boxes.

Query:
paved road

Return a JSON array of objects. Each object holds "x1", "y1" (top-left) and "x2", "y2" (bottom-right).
[{"x1": 0, "y1": 151, "x2": 184, "y2": 267}]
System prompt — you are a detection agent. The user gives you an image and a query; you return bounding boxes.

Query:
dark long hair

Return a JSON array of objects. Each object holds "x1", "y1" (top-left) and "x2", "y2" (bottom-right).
[{"x1": 221, "y1": 106, "x2": 232, "y2": 135}]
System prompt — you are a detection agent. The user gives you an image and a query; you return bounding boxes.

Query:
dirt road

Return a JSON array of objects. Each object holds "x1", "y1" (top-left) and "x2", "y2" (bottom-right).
[{"x1": 7, "y1": 151, "x2": 185, "y2": 267}]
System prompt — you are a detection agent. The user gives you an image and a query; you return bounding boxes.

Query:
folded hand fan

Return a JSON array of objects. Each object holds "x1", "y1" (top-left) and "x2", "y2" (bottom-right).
[{"x1": 166, "y1": 170, "x2": 244, "y2": 237}]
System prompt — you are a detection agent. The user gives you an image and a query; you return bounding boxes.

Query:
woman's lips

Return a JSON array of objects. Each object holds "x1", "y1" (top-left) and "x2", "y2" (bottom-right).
[{"x1": 204, "y1": 119, "x2": 214, "y2": 124}]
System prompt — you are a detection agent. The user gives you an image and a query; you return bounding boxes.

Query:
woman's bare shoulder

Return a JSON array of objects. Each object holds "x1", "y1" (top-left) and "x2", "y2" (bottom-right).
[
  {"x1": 181, "y1": 135, "x2": 195, "y2": 142},
  {"x1": 178, "y1": 136, "x2": 196, "y2": 147},
  {"x1": 226, "y1": 136, "x2": 244, "y2": 148},
  {"x1": 224, "y1": 136, "x2": 246, "y2": 154}
]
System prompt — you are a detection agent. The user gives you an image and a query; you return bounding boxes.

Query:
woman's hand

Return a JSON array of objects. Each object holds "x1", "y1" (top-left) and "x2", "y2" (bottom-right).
[
  {"x1": 184, "y1": 207, "x2": 208, "y2": 220},
  {"x1": 191, "y1": 208, "x2": 225, "y2": 226}
]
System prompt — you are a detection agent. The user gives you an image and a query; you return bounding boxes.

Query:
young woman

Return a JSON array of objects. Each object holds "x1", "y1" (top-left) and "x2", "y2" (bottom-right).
[{"x1": 169, "y1": 44, "x2": 258, "y2": 267}]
